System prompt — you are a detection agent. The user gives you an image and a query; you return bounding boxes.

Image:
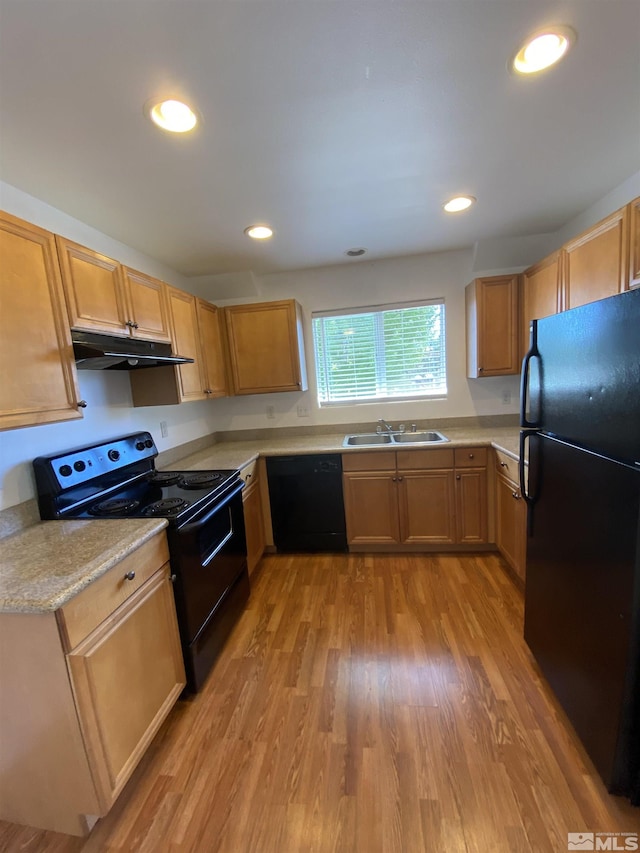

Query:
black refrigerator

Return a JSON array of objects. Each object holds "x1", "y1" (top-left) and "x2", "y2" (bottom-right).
[{"x1": 519, "y1": 287, "x2": 640, "y2": 802}]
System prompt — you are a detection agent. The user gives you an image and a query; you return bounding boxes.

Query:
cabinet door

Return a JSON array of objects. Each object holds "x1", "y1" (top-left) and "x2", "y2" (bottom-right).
[
  {"x1": 455, "y1": 468, "x2": 488, "y2": 543},
  {"x1": 243, "y1": 479, "x2": 266, "y2": 575},
  {"x1": 495, "y1": 472, "x2": 527, "y2": 582},
  {"x1": 225, "y1": 300, "x2": 307, "y2": 394},
  {"x1": 66, "y1": 568, "x2": 185, "y2": 811},
  {"x1": 0, "y1": 213, "x2": 82, "y2": 430},
  {"x1": 166, "y1": 287, "x2": 206, "y2": 402},
  {"x1": 520, "y1": 252, "x2": 562, "y2": 360},
  {"x1": 630, "y1": 197, "x2": 640, "y2": 288},
  {"x1": 197, "y1": 300, "x2": 229, "y2": 397},
  {"x1": 56, "y1": 236, "x2": 129, "y2": 336},
  {"x1": 466, "y1": 275, "x2": 519, "y2": 377},
  {"x1": 122, "y1": 267, "x2": 171, "y2": 342},
  {"x1": 564, "y1": 207, "x2": 629, "y2": 309},
  {"x1": 343, "y1": 472, "x2": 400, "y2": 544},
  {"x1": 398, "y1": 470, "x2": 455, "y2": 544}
]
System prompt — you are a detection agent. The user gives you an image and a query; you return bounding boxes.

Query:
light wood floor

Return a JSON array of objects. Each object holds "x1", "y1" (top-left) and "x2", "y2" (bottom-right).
[{"x1": 2, "y1": 552, "x2": 639, "y2": 852}]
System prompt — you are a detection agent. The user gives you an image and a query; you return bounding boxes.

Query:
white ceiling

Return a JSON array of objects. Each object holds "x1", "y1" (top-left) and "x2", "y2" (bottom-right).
[{"x1": 0, "y1": 1, "x2": 639, "y2": 279}]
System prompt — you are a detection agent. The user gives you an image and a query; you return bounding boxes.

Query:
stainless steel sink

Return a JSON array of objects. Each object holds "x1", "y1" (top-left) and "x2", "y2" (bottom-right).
[
  {"x1": 342, "y1": 430, "x2": 449, "y2": 447},
  {"x1": 391, "y1": 430, "x2": 449, "y2": 444},
  {"x1": 343, "y1": 433, "x2": 393, "y2": 446}
]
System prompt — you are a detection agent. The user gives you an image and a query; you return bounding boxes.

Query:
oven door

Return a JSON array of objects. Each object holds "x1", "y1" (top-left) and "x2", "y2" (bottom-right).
[{"x1": 167, "y1": 480, "x2": 247, "y2": 646}]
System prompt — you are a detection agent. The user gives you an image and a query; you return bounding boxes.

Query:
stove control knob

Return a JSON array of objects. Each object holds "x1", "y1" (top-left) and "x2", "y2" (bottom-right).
[
  {"x1": 108, "y1": 449, "x2": 120, "y2": 462},
  {"x1": 59, "y1": 464, "x2": 72, "y2": 477},
  {"x1": 144, "y1": 439, "x2": 153, "y2": 449},
  {"x1": 73, "y1": 460, "x2": 86, "y2": 472},
  {"x1": 136, "y1": 441, "x2": 146, "y2": 451}
]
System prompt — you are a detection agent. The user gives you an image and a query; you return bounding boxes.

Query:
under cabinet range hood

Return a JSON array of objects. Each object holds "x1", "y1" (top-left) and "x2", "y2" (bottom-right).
[{"x1": 72, "y1": 331, "x2": 194, "y2": 370}]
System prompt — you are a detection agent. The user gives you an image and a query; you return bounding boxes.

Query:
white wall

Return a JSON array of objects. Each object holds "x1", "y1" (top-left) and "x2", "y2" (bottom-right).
[
  {"x1": 0, "y1": 183, "x2": 223, "y2": 509},
  {"x1": 204, "y1": 249, "x2": 522, "y2": 432}
]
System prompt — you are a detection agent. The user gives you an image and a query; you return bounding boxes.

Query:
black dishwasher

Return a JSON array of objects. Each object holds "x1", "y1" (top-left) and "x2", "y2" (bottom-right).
[{"x1": 266, "y1": 455, "x2": 347, "y2": 552}]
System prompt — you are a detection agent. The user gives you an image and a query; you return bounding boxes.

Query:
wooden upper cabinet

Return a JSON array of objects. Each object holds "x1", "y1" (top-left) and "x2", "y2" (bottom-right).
[
  {"x1": 520, "y1": 251, "x2": 562, "y2": 360},
  {"x1": 629, "y1": 197, "x2": 640, "y2": 288},
  {"x1": 56, "y1": 236, "x2": 129, "y2": 336},
  {"x1": 465, "y1": 275, "x2": 519, "y2": 377},
  {"x1": 196, "y1": 299, "x2": 228, "y2": 398},
  {"x1": 121, "y1": 267, "x2": 171, "y2": 342},
  {"x1": 563, "y1": 206, "x2": 629, "y2": 310},
  {"x1": 224, "y1": 299, "x2": 308, "y2": 394},
  {"x1": 165, "y1": 287, "x2": 206, "y2": 402},
  {"x1": 0, "y1": 212, "x2": 82, "y2": 430}
]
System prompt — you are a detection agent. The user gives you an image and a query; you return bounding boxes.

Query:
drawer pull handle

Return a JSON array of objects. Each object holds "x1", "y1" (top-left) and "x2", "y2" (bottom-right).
[{"x1": 124, "y1": 571, "x2": 136, "y2": 581}]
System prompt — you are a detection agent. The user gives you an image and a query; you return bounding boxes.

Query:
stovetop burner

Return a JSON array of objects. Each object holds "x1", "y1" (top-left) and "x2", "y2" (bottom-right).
[
  {"x1": 180, "y1": 472, "x2": 225, "y2": 490},
  {"x1": 147, "y1": 471, "x2": 183, "y2": 486},
  {"x1": 90, "y1": 498, "x2": 141, "y2": 516},
  {"x1": 143, "y1": 497, "x2": 189, "y2": 516}
]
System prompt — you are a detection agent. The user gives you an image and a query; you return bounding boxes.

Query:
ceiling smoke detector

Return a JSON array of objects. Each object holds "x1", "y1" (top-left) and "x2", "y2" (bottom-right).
[{"x1": 345, "y1": 248, "x2": 367, "y2": 257}]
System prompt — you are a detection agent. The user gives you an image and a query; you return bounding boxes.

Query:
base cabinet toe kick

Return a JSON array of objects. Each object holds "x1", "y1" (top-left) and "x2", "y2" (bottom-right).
[{"x1": 0, "y1": 532, "x2": 186, "y2": 837}]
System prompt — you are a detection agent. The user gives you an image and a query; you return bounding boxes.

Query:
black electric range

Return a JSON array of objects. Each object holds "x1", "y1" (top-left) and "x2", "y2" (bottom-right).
[{"x1": 33, "y1": 432, "x2": 249, "y2": 691}]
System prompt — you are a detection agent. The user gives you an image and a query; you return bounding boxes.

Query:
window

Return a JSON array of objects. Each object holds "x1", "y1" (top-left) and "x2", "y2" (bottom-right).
[{"x1": 312, "y1": 299, "x2": 446, "y2": 405}]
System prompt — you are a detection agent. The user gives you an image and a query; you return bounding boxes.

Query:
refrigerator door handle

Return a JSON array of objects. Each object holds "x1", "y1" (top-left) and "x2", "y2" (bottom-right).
[
  {"x1": 520, "y1": 320, "x2": 540, "y2": 428},
  {"x1": 519, "y1": 429, "x2": 537, "y2": 507}
]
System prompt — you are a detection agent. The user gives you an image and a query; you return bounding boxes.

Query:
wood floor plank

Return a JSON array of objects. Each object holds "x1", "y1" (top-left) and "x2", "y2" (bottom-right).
[{"x1": 2, "y1": 552, "x2": 639, "y2": 851}]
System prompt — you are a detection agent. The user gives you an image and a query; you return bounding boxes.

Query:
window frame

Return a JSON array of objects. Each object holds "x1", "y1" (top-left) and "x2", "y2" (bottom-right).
[{"x1": 311, "y1": 298, "x2": 447, "y2": 407}]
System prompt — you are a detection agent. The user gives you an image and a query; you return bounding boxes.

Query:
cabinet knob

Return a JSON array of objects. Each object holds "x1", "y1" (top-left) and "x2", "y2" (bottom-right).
[
  {"x1": 478, "y1": 367, "x2": 484, "y2": 373},
  {"x1": 468, "y1": 453, "x2": 474, "y2": 459},
  {"x1": 170, "y1": 574, "x2": 177, "y2": 583},
  {"x1": 246, "y1": 473, "x2": 252, "y2": 480},
  {"x1": 512, "y1": 491, "x2": 521, "y2": 500},
  {"x1": 456, "y1": 475, "x2": 461, "y2": 480},
  {"x1": 124, "y1": 571, "x2": 136, "y2": 581},
  {"x1": 500, "y1": 461, "x2": 508, "y2": 467},
  {"x1": 78, "y1": 400, "x2": 88, "y2": 408},
  {"x1": 392, "y1": 476, "x2": 397, "y2": 482},
  {"x1": 204, "y1": 388, "x2": 213, "y2": 395},
  {"x1": 125, "y1": 320, "x2": 139, "y2": 329},
  {"x1": 397, "y1": 476, "x2": 403, "y2": 482}
]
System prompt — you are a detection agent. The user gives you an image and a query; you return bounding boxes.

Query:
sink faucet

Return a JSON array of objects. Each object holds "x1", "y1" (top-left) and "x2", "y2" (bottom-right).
[{"x1": 377, "y1": 418, "x2": 394, "y2": 433}]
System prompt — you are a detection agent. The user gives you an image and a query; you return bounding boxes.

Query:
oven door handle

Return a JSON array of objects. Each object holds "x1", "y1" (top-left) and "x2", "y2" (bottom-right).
[
  {"x1": 177, "y1": 479, "x2": 244, "y2": 535},
  {"x1": 201, "y1": 511, "x2": 234, "y2": 567}
]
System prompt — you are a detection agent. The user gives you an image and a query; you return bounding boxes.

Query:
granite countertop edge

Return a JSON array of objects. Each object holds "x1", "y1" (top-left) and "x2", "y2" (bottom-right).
[{"x1": 0, "y1": 518, "x2": 167, "y2": 615}]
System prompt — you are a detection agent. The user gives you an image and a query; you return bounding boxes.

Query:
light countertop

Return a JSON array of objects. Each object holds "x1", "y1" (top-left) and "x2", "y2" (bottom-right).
[{"x1": 0, "y1": 518, "x2": 167, "y2": 614}]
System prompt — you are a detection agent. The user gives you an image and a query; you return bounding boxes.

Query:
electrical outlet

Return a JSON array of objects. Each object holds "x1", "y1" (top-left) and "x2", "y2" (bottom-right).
[
  {"x1": 297, "y1": 404, "x2": 309, "y2": 417},
  {"x1": 502, "y1": 389, "x2": 512, "y2": 405},
  {"x1": 160, "y1": 420, "x2": 168, "y2": 438},
  {"x1": 266, "y1": 405, "x2": 275, "y2": 419}
]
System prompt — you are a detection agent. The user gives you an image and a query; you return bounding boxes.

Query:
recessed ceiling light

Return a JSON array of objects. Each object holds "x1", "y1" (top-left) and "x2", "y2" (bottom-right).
[
  {"x1": 345, "y1": 248, "x2": 367, "y2": 257},
  {"x1": 244, "y1": 225, "x2": 273, "y2": 240},
  {"x1": 512, "y1": 26, "x2": 575, "y2": 75},
  {"x1": 148, "y1": 99, "x2": 198, "y2": 133},
  {"x1": 443, "y1": 196, "x2": 476, "y2": 213}
]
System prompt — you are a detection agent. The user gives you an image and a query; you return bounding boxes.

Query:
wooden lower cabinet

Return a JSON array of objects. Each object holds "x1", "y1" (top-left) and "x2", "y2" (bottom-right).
[
  {"x1": 0, "y1": 533, "x2": 185, "y2": 836},
  {"x1": 240, "y1": 460, "x2": 266, "y2": 574},
  {"x1": 494, "y1": 450, "x2": 527, "y2": 583},
  {"x1": 343, "y1": 448, "x2": 488, "y2": 548},
  {"x1": 343, "y1": 471, "x2": 401, "y2": 544}
]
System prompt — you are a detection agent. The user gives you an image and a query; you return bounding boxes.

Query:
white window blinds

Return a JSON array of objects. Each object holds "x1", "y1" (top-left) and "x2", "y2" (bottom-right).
[{"x1": 312, "y1": 299, "x2": 447, "y2": 405}]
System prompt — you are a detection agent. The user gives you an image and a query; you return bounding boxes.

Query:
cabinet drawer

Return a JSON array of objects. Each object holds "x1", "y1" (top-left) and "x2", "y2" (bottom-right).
[
  {"x1": 342, "y1": 451, "x2": 396, "y2": 471},
  {"x1": 396, "y1": 448, "x2": 454, "y2": 470},
  {"x1": 494, "y1": 448, "x2": 519, "y2": 484},
  {"x1": 57, "y1": 533, "x2": 170, "y2": 651},
  {"x1": 239, "y1": 458, "x2": 259, "y2": 488},
  {"x1": 454, "y1": 447, "x2": 487, "y2": 468}
]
